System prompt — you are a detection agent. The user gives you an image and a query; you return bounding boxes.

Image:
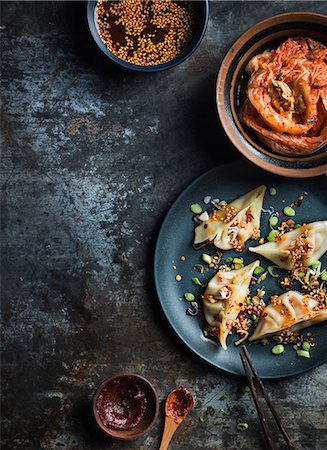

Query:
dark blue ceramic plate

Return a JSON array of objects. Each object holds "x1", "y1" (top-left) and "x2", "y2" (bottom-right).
[{"x1": 154, "y1": 160, "x2": 327, "y2": 378}]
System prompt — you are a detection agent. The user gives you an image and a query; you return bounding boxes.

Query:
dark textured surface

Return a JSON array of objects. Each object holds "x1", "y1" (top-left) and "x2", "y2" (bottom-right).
[{"x1": 1, "y1": 1, "x2": 327, "y2": 449}]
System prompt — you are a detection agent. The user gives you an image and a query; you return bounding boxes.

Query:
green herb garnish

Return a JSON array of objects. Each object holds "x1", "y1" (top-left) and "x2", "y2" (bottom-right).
[{"x1": 190, "y1": 203, "x2": 202, "y2": 214}]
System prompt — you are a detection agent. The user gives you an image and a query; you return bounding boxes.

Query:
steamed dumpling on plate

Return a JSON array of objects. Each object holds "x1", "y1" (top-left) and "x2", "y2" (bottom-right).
[
  {"x1": 203, "y1": 260, "x2": 260, "y2": 349},
  {"x1": 194, "y1": 186, "x2": 266, "y2": 252},
  {"x1": 249, "y1": 221, "x2": 327, "y2": 271},
  {"x1": 250, "y1": 291, "x2": 327, "y2": 341}
]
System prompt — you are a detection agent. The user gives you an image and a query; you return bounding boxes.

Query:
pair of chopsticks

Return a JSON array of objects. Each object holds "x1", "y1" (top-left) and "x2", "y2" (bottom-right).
[{"x1": 240, "y1": 346, "x2": 294, "y2": 450}]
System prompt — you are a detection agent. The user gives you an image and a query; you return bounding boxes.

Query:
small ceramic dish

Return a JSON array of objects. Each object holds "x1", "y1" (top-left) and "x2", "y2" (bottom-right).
[
  {"x1": 86, "y1": 0, "x2": 209, "y2": 72},
  {"x1": 93, "y1": 373, "x2": 158, "y2": 440},
  {"x1": 216, "y1": 12, "x2": 327, "y2": 178}
]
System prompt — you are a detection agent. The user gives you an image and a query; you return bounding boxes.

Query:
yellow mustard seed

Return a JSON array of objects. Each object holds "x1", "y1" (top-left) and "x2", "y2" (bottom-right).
[{"x1": 96, "y1": 0, "x2": 196, "y2": 66}]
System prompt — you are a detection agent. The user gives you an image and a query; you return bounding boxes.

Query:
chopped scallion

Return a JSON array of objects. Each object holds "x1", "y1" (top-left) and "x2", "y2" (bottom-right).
[
  {"x1": 192, "y1": 277, "x2": 202, "y2": 286},
  {"x1": 269, "y1": 215, "x2": 278, "y2": 227},
  {"x1": 271, "y1": 344, "x2": 284, "y2": 355},
  {"x1": 233, "y1": 257, "x2": 244, "y2": 264},
  {"x1": 190, "y1": 203, "x2": 203, "y2": 214},
  {"x1": 321, "y1": 271, "x2": 327, "y2": 281},
  {"x1": 283, "y1": 206, "x2": 295, "y2": 217},
  {"x1": 202, "y1": 253, "x2": 211, "y2": 265},
  {"x1": 302, "y1": 342, "x2": 310, "y2": 351},
  {"x1": 267, "y1": 265, "x2": 279, "y2": 277},
  {"x1": 237, "y1": 420, "x2": 249, "y2": 431},
  {"x1": 297, "y1": 349, "x2": 310, "y2": 358},
  {"x1": 267, "y1": 229, "x2": 279, "y2": 241},
  {"x1": 304, "y1": 268, "x2": 311, "y2": 283},
  {"x1": 184, "y1": 293, "x2": 195, "y2": 302},
  {"x1": 240, "y1": 386, "x2": 250, "y2": 394},
  {"x1": 310, "y1": 260, "x2": 320, "y2": 269},
  {"x1": 254, "y1": 266, "x2": 265, "y2": 276}
]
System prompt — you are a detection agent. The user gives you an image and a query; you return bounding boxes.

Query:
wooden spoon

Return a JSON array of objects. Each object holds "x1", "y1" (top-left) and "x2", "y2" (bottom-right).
[{"x1": 159, "y1": 387, "x2": 194, "y2": 450}]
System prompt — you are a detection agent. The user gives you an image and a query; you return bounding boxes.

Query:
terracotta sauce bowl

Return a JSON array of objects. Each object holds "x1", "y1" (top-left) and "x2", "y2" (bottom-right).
[{"x1": 93, "y1": 373, "x2": 159, "y2": 440}]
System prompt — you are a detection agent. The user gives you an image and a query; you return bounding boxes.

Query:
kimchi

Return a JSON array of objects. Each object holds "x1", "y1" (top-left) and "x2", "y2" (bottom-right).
[{"x1": 241, "y1": 37, "x2": 327, "y2": 156}]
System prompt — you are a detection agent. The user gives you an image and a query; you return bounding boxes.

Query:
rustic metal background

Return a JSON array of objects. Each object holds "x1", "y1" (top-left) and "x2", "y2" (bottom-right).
[{"x1": 1, "y1": 1, "x2": 326, "y2": 449}]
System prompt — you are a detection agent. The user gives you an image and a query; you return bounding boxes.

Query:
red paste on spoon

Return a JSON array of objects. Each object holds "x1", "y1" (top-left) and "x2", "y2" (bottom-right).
[{"x1": 166, "y1": 387, "x2": 194, "y2": 423}]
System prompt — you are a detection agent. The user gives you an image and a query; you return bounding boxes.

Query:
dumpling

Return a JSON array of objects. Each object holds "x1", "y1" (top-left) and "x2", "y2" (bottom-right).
[
  {"x1": 203, "y1": 260, "x2": 260, "y2": 349},
  {"x1": 194, "y1": 186, "x2": 266, "y2": 252},
  {"x1": 250, "y1": 291, "x2": 327, "y2": 341},
  {"x1": 249, "y1": 221, "x2": 327, "y2": 271}
]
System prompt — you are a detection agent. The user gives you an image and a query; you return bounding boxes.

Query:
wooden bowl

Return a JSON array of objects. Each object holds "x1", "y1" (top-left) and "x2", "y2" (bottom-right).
[
  {"x1": 93, "y1": 373, "x2": 159, "y2": 440},
  {"x1": 216, "y1": 12, "x2": 327, "y2": 178}
]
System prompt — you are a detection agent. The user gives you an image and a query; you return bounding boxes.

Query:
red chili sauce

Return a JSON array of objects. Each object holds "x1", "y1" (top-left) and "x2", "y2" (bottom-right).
[
  {"x1": 166, "y1": 387, "x2": 193, "y2": 420},
  {"x1": 96, "y1": 377, "x2": 147, "y2": 431}
]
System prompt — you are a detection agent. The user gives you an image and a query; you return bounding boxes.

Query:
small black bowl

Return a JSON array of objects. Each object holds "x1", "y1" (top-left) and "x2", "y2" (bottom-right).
[{"x1": 87, "y1": 0, "x2": 209, "y2": 72}]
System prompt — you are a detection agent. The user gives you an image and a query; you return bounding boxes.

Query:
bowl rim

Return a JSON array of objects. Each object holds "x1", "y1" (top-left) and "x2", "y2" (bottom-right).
[
  {"x1": 216, "y1": 11, "x2": 327, "y2": 178},
  {"x1": 86, "y1": 0, "x2": 209, "y2": 72},
  {"x1": 92, "y1": 372, "x2": 159, "y2": 440}
]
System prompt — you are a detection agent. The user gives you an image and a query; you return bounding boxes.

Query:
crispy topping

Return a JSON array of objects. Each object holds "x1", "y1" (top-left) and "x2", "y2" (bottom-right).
[
  {"x1": 230, "y1": 238, "x2": 245, "y2": 252},
  {"x1": 251, "y1": 227, "x2": 260, "y2": 239},
  {"x1": 270, "y1": 295, "x2": 281, "y2": 306},
  {"x1": 280, "y1": 277, "x2": 292, "y2": 290},
  {"x1": 289, "y1": 229, "x2": 314, "y2": 268},
  {"x1": 307, "y1": 288, "x2": 327, "y2": 305},
  {"x1": 206, "y1": 295, "x2": 217, "y2": 304},
  {"x1": 211, "y1": 204, "x2": 238, "y2": 223},
  {"x1": 279, "y1": 329, "x2": 296, "y2": 344}
]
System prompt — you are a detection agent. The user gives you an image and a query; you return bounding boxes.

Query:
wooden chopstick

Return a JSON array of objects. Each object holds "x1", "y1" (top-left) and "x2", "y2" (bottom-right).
[
  {"x1": 242, "y1": 346, "x2": 294, "y2": 448},
  {"x1": 241, "y1": 346, "x2": 294, "y2": 450},
  {"x1": 240, "y1": 350, "x2": 275, "y2": 450}
]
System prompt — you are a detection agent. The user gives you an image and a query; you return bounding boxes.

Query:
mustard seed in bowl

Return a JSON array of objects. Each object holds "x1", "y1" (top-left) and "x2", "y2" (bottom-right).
[{"x1": 95, "y1": 0, "x2": 197, "y2": 66}]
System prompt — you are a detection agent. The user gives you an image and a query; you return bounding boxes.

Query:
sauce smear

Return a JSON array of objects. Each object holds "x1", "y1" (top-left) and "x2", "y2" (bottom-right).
[{"x1": 96, "y1": 377, "x2": 147, "y2": 430}]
